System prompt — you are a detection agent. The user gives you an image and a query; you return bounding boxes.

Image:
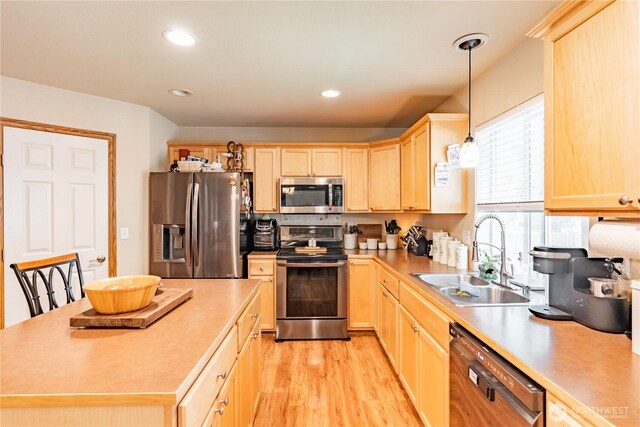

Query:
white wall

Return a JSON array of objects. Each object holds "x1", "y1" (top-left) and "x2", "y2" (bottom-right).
[
  {"x1": 422, "y1": 37, "x2": 546, "y2": 242},
  {"x1": 1, "y1": 76, "x2": 178, "y2": 275}
]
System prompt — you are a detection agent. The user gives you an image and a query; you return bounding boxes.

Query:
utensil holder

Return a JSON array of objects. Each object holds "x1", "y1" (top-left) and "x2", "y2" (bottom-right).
[
  {"x1": 344, "y1": 233, "x2": 357, "y2": 250},
  {"x1": 386, "y1": 234, "x2": 398, "y2": 249}
]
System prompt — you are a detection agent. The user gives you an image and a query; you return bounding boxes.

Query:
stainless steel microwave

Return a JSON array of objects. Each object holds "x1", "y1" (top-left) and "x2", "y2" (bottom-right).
[{"x1": 279, "y1": 177, "x2": 344, "y2": 213}]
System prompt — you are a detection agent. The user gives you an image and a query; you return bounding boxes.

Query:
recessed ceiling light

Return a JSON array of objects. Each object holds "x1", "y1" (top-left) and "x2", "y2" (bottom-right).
[
  {"x1": 162, "y1": 30, "x2": 197, "y2": 46},
  {"x1": 169, "y1": 89, "x2": 193, "y2": 97},
  {"x1": 321, "y1": 89, "x2": 341, "y2": 98}
]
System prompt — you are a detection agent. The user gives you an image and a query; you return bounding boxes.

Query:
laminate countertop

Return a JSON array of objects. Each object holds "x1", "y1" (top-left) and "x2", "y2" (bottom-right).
[
  {"x1": 346, "y1": 249, "x2": 639, "y2": 427},
  {"x1": 0, "y1": 279, "x2": 260, "y2": 407}
]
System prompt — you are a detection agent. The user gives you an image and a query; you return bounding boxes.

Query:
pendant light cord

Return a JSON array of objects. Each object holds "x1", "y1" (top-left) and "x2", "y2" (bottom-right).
[{"x1": 467, "y1": 46, "x2": 472, "y2": 138}]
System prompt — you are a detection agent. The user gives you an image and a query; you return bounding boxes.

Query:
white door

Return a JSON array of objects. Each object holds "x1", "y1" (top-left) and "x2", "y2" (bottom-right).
[{"x1": 4, "y1": 127, "x2": 109, "y2": 326}]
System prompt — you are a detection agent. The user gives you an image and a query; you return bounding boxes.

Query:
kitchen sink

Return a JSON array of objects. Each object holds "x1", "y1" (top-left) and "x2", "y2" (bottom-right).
[
  {"x1": 411, "y1": 273, "x2": 530, "y2": 306},
  {"x1": 411, "y1": 273, "x2": 490, "y2": 288},
  {"x1": 439, "y1": 286, "x2": 530, "y2": 306}
]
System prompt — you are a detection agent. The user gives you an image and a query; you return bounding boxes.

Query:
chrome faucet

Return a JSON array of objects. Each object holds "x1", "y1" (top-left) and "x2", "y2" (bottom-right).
[{"x1": 472, "y1": 214, "x2": 513, "y2": 287}]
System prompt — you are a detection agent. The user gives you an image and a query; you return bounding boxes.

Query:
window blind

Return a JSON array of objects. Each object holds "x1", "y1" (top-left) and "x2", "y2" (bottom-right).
[{"x1": 476, "y1": 95, "x2": 544, "y2": 206}]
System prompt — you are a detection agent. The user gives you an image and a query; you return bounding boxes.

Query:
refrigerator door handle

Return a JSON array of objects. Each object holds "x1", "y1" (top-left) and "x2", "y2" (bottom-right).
[
  {"x1": 184, "y1": 182, "x2": 193, "y2": 274},
  {"x1": 192, "y1": 182, "x2": 200, "y2": 268}
]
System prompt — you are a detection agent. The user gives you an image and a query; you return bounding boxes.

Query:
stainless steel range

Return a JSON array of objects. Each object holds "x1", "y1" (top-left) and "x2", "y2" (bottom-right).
[{"x1": 275, "y1": 225, "x2": 349, "y2": 341}]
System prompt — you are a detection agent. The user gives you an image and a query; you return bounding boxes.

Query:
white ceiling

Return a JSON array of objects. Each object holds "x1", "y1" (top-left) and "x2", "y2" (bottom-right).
[{"x1": 0, "y1": 1, "x2": 559, "y2": 128}]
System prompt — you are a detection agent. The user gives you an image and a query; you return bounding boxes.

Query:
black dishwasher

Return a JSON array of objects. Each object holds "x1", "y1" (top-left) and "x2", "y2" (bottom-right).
[{"x1": 449, "y1": 324, "x2": 545, "y2": 426}]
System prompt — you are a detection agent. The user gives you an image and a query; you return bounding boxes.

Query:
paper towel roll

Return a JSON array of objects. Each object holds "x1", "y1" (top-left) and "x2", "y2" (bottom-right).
[{"x1": 589, "y1": 220, "x2": 640, "y2": 259}]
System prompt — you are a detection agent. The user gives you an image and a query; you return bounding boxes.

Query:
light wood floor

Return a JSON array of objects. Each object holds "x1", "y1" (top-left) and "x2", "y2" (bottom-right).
[{"x1": 254, "y1": 334, "x2": 423, "y2": 427}]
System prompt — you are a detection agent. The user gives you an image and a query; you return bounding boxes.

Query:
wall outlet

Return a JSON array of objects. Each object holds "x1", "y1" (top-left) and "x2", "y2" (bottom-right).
[
  {"x1": 120, "y1": 227, "x2": 129, "y2": 240},
  {"x1": 462, "y1": 230, "x2": 471, "y2": 246}
]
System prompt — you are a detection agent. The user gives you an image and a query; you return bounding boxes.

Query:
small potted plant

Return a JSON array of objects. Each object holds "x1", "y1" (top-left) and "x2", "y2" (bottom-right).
[{"x1": 478, "y1": 252, "x2": 501, "y2": 281}]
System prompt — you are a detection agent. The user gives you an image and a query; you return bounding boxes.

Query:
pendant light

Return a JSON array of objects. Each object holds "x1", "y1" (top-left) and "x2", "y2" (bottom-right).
[{"x1": 453, "y1": 34, "x2": 488, "y2": 168}]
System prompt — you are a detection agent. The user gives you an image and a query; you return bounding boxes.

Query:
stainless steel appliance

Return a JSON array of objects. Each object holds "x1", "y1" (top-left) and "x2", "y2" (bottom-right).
[
  {"x1": 276, "y1": 225, "x2": 348, "y2": 340},
  {"x1": 279, "y1": 177, "x2": 344, "y2": 214},
  {"x1": 149, "y1": 172, "x2": 249, "y2": 278},
  {"x1": 253, "y1": 219, "x2": 279, "y2": 251},
  {"x1": 449, "y1": 324, "x2": 545, "y2": 426},
  {"x1": 529, "y1": 247, "x2": 629, "y2": 333}
]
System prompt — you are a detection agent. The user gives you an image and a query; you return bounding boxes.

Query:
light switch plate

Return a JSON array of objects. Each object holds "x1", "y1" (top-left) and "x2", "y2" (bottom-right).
[
  {"x1": 120, "y1": 227, "x2": 129, "y2": 240},
  {"x1": 462, "y1": 230, "x2": 471, "y2": 246}
]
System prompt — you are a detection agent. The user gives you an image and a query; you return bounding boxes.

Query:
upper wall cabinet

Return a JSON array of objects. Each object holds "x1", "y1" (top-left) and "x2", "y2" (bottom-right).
[
  {"x1": 281, "y1": 148, "x2": 342, "y2": 177},
  {"x1": 369, "y1": 142, "x2": 401, "y2": 211},
  {"x1": 530, "y1": 0, "x2": 640, "y2": 216},
  {"x1": 254, "y1": 148, "x2": 280, "y2": 212},
  {"x1": 344, "y1": 147, "x2": 370, "y2": 212},
  {"x1": 400, "y1": 114, "x2": 468, "y2": 213},
  {"x1": 167, "y1": 142, "x2": 254, "y2": 172}
]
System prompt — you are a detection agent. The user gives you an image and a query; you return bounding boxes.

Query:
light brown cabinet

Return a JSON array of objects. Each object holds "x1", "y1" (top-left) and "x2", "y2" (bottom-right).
[
  {"x1": 400, "y1": 114, "x2": 468, "y2": 213},
  {"x1": 418, "y1": 326, "x2": 449, "y2": 427},
  {"x1": 377, "y1": 278, "x2": 399, "y2": 373},
  {"x1": 248, "y1": 257, "x2": 276, "y2": 332},
  {"x1": 281, "y1": 148, "x2": 342, "y2": 177},
  {"x1": 369, "y1": 143, "x2": 401, "y2": 211},
  {"x1": 399, "y1": 304, "x2": 419, "y2": 405},
  {"x1": 348, "y1": 258, "x2": 375, "y2": 330},
  {"x1": 203, "y1": 364, "x2": 237, "y2": 427},
  {"x1": 167, "y1": 144, "x2": 254, "y2": 172},
  {"x1": 237, "y1": 295, "x2": 261, "y2": 427},
  {"x1": 168, "y1": 144, "x2": 215, "y2": 166},
  {"x1": 254, "y1": 148, "x2": 280, "y2": 212},
  {"x1": 399, "y1": 280, "x2": 451, "y2": 427},
  {"x1": 531, "y1": 0, "x2": 639, "y2": 216},
  {"x1": 344, "y1": 147, "x2": 369, "y2": 211}
]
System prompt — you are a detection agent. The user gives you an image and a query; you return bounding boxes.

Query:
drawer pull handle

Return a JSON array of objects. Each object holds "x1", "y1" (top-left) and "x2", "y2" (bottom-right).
[
  {"x1": 220, "y1": 396, "x2": 229, "y2": 406},
  {"x1": 259, "y1": 267, "x2": 264, "y2": 271},
  {"x1": 618, "y1": 195, "x2": 633, "y2": 206},
  {"x1": 217, "y1": 370, "x2": 227, "y2": 379},
  {"x1": 214, "y1": 406, "x2": 225, "y2": 415}
]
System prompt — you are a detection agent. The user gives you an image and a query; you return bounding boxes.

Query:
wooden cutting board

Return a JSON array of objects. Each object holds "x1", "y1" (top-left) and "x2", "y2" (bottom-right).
[
  {"x1": 295, "y1": 246, "x2": 328, "y2": 254},
  {"x1": 357, "y1": 224, "x2": 383, "y2": 243},
  {"x1": 70, "y1": 287, "x2": 193, "y2": 329}
]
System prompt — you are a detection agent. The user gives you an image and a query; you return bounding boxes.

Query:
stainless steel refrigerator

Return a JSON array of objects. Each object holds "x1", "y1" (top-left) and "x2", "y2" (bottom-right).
[{"x1": 149, "y1": 172, "x2": 245, "y2": 278}]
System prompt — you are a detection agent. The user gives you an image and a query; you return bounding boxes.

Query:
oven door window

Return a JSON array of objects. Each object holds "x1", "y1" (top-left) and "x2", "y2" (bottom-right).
[
  {"x1": 285, "y1": 266, "x2": 338, "y2": 317},
  {"x1": 281, "y1": 185, "x2": 329, "y2": 207}
]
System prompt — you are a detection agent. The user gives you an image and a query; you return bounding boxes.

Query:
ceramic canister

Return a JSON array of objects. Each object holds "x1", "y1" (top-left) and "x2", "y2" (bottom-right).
[
  {"x1": 447, "y1": 239, "x2": 459, "y2": 267},
  {"x1": 438, "y1": 236, "x2": 453, "y2": 264},
  {"x1": 431, "y1": 231, "x2": 448, "y2": 260},
  {"x1": 455, "y1": 244, "x2": 468, "y2": 270}
]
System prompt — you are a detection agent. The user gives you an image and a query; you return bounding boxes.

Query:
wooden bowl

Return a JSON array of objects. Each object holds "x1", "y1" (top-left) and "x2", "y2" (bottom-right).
[{"x1": 84, "y1": 275, "x2": 161, "y2": 314}]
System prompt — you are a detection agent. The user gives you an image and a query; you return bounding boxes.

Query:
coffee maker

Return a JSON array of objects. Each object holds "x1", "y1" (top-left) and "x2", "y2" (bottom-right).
[{"x1": 529, "y1": 247, "x2": 630, "y2": 333}]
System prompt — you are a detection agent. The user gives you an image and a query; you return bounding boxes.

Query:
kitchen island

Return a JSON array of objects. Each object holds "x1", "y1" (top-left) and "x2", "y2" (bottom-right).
[
  {"x1": 347, "y1": 249, "x2": 639, "y2": 427},
  {"x1": 0, "y1": 279, "x2": 261, "y2": 427}
]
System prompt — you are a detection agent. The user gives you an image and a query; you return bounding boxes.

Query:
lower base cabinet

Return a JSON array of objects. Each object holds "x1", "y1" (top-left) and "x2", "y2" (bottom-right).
[
  {"x1": 238, "y1": 319, "x2": 261, "y2": 427},
  {"x1": 348, "y1": 258, "x2": 376, "y2": 329},
  {"x1": 203, "y1": 364, "x2": 237, "y2": 427},
  {"x1": 418, "y1": 327, "x2": 449, "y2": 427},
  {"x1": 399, "y1": 305, "x2": 419, "y2": 405},
  {"x1": 377, "y1": 282, "x2": 399, "y2": 372}
]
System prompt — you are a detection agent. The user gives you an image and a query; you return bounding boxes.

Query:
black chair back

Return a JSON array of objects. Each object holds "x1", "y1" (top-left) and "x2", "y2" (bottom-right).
[{"x1": 10, "y1": 253, "x2": 85, "y2": 318}]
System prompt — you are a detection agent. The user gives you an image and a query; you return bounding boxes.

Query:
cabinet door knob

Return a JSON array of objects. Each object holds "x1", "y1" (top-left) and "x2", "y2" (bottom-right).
[
  {"x1": 252, "y1": 331, "x2": 259, "y2": 339},
  {"x1": 220, "y1": 396, "x2": 229, "y2": 406},
  {"x1": 618, "y1": 195, "x2": 633, "y2": 205},
  {"x1": 214, "y1": 406, "x2": 225, "y2": 415},
  {"x1": 259, "y1": 267, "x2": 263, "y2": 271},
  {"x1": 217, "y1": 370, "x2": 227, "y2": 379}
]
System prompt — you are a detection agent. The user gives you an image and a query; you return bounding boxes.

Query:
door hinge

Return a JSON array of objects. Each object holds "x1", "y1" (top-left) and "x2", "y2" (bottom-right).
[{"x1": 0, "y1": 153, "x2": 3, "y2": 167}]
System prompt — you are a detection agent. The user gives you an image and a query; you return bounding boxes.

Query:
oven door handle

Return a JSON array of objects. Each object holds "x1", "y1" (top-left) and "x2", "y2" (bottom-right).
[{"x1": 277, "y1": 261, "x2": 347, "y2": 268}]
